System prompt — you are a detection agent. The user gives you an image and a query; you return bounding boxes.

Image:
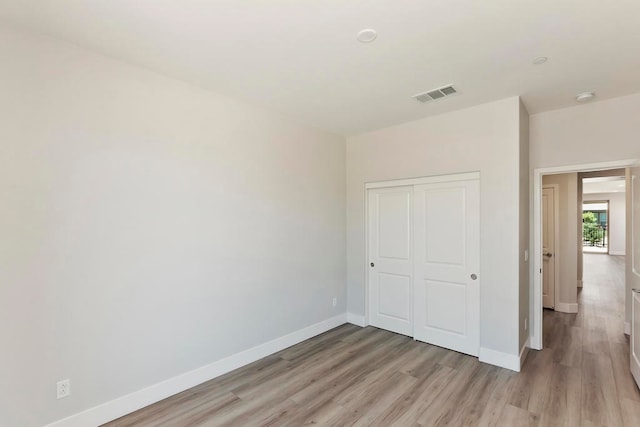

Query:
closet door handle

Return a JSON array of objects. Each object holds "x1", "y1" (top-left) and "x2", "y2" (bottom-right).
[{"x1": 470, "y1": 273, "x2": 478, "y2": 280}]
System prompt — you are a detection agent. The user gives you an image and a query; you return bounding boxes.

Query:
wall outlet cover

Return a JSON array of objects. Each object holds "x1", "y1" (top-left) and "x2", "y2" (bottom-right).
[{"x1": 57, "y1": 379, "x2": 70, "y2": 399}]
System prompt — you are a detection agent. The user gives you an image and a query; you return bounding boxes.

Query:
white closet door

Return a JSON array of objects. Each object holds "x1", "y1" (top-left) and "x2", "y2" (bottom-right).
[
  {"x1": 368, "y1": 186, "x2": 413, "y2": 336},
  {"x1": 413, "y1": 178, "x2": 480, "y2": 356}
]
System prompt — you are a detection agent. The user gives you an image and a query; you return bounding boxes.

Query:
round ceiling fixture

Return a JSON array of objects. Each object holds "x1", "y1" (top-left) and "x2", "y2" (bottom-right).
[
  {"x1": 357, "y1": 29, "x2": 377, "y2": 43},
  {"x1": 533, "y1": 56, "x2": 548, "y2": 65},
  {"x1": 576, "y1": 91, "x2": 595, "y2": 102}
]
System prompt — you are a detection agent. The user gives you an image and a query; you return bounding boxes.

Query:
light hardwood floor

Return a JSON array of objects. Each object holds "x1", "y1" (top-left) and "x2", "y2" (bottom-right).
[{"x1": 106, "y1": 254, "x2": 640, "y2": 426}]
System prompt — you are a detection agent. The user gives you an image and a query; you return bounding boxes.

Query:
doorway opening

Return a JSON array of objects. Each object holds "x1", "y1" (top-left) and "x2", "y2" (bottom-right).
[
  {"x1": 365, "y1": 172, "x2": 481, "y2": 357},
  {"x1": 532, "y1": 160, "x2": 637, "y2": 351},
  {"x1": 582, "y1": 200, "x2": 609, "y2": 254}
]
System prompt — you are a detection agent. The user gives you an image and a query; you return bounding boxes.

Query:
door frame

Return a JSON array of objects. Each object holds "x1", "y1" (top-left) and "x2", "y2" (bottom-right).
[
  {"x1": 531, "y1": 159, "x2": 637, "y2": 350},
  {"x1": 364, "y1": 171, "x2": 480, "y2": 329},
  {"x1": 542, "y1": 183, "x2": 560, "y2": 310}
]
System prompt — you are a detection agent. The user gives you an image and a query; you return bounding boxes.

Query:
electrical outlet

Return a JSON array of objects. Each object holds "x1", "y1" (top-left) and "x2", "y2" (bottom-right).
[
  {"x1": 332, "y1": 297, "x2": 337, "y2": 307},
  {"x1": 524, "y1": 318, "x2": 528, "y2": 331},
  {"x1": 57, "y1": 379, "x2": 70, "y2": 399}
]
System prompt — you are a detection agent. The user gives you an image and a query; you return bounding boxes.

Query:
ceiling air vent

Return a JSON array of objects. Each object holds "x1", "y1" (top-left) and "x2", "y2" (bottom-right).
[{"x1": 413, "y1": 85, "x2": 457, "y2": 103}]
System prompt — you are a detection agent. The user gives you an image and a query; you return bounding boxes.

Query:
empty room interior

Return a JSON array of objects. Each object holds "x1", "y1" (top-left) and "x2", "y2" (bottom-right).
[{"x1": 2, "y1": 2, "x2": 640, "y2": 426}]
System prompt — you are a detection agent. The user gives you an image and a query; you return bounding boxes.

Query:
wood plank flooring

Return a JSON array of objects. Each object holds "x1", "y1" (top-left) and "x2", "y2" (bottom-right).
[{"x1": 106, "y1": 254, "x2": 640, "y2": 426}]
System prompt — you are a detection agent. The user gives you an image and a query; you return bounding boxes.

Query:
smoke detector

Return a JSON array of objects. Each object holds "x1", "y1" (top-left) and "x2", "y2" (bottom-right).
[
  {"x1": 357, "y1": 29, "x2": 377, "y2": 43},
  {"x1": 576, "y1": 91, "x2": 595, "y2": 102},
  {"x1": 413, "y1": 85, "x2": 457, "y2": 103}
]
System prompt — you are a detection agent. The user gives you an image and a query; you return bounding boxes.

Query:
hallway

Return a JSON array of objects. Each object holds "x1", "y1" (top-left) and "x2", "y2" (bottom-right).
[{"x1": 542, "y1": 253, "x2": 640, "y2": 425}]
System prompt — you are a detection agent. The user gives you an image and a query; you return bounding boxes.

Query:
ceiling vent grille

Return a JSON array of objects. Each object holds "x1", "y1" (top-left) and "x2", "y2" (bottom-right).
[{"x1": 413, "y1": 85, "x2": 457, "y2": 103}]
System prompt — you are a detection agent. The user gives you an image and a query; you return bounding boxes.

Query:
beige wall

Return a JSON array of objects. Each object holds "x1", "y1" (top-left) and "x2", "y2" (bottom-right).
[
  {"x1": 531, "y1": 92, "x2": 640, "y2": 170},
  {"x1": 0, "y1": 26, "x2": 346, "y2": 426},
  {"x1": 346, "y1": 97, "x2": 523, "y2": 358}
]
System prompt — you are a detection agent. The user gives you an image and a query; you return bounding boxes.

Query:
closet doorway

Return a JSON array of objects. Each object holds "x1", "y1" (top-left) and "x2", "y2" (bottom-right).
[{"x1": 367, "y1": 172, "x2": 480, "y2": 356}]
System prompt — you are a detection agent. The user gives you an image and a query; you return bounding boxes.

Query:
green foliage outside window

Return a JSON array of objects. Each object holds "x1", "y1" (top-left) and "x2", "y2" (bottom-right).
[{"x1": 583, "y1": 211, "x2": 603, "y2": 246}]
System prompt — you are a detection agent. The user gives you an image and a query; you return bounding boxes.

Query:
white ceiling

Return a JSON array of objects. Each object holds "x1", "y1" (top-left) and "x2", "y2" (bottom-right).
[
  {"x1": 583, "y1": 177, "x2": 626, "y2": 194},
  {"x1": 1, "y1": 0, "x2": 640, "y2": 135}
]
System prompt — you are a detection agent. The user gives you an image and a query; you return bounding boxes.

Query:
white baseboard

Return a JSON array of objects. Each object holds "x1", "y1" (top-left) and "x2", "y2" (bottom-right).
[
  {"x1": 555, "y1": 302, "x2": 578, "y2": 314},
  {"x1": 479, "y1": 347, "x2": 521, "y2": 372},
  {"x1": 346, "y1": 312, "x2": 366, "y2": 327},
  {"x1": 610, "y1": 250, "x2": 626, "y2": 256},
  {"x1": 577, "y1": 280, "x2": 583, "y2": 288},
  {"x1": 520, "y1": 338, "x2": 530, "y2": 369},
  {"x1": 45, "y1": 313, "x2": 348, "y2": 427},
  {"x1": 625, "y1": 321, "x2": 631, "y2": 335}
]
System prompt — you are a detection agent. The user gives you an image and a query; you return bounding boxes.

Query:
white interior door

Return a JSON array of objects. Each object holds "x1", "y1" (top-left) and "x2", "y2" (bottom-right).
[
  {"x1": 413, "y1": 178, "x2": 480, "y2": 356},
  {"x1": 630, "y1": 165, "x2": 640, "y2": 388},
  {"x1": 632, "y1": 290, "x2": 640, "y2": 387},
  {"x1": 368, "y1": 186, "x2": 413, "y2": 336},
  {"x1": 542, "y1": 186, "x2": 556, "y2": 309}
]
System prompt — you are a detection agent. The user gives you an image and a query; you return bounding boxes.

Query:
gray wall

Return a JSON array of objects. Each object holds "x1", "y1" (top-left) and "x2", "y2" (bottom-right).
[{"x1": 0, "y1": 26, "x2": 346, "y2": 426}]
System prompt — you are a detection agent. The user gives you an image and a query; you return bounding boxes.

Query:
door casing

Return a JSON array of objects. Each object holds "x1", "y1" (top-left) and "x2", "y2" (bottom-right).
[
  {"x1": 542, "y1": 184, "x2": 559, "y2": 310},
  {"x1": 532, "y1": 159, "x2": 639, "y2": 350}
]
